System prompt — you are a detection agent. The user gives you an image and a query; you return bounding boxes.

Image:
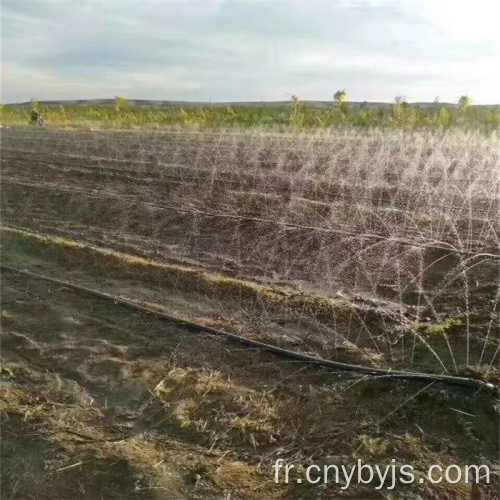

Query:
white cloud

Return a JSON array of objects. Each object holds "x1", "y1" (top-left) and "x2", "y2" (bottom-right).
[{"x1": 1, "y1": 0, "x2": 499, "y2": 103}]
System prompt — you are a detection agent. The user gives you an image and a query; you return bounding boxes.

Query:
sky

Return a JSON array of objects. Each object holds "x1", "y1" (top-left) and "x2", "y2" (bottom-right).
[{"x1": 1, "y1": 0, "x2": 499, "y2": 104}]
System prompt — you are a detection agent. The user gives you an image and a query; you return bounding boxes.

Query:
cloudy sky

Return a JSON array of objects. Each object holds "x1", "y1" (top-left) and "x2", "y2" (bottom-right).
[{"x1": 1, "y1": 0, "x2": 499, "y2": 104}]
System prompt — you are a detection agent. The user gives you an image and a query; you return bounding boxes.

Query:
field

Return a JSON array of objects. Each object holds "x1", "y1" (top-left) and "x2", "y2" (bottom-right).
[{"x1": 1, "y1": 125, "x2": 499, "y2": 499}]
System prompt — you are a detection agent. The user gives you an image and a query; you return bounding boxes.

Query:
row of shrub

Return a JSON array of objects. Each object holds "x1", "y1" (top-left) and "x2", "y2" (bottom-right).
[{"x1": 1, "y1": 95, "x2": 499, "y2": 130}]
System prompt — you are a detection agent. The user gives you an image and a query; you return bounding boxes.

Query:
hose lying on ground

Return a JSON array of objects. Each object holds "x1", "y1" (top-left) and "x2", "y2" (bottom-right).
[{"x1": 1, "y1": 264, "x2": 496, "y2": 393}]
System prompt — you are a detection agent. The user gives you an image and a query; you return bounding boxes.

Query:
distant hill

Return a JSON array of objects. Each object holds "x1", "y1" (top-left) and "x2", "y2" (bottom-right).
[{"x1": 7, "y1": 99, "x2": 499, "y2": 110}]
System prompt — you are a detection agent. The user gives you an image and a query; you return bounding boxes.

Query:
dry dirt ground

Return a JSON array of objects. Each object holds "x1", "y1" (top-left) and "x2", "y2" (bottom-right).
[
  {"x1": 2, "y1": 261, "x2": 499, "y2": 500},
  {"x1": 1, "y1": 128, "x2": 499, "y2": 499}
]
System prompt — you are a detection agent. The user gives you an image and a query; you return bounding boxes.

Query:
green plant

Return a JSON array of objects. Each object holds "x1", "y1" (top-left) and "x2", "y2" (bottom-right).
[
  {"x1": 457, "y1": 95, "x2": 472, "y2": 122},
  {"x1": 458, "y1": 95, "x2": 472, "y2": 112},
  {"x1": 179, "y1": 108, "x2": 191, "y2": 125},
  {"x1": 29, "y1": 98, "x2": 41, "y2": 124},
  {"x1": 225, "y1": 106, "x2": 238, "y2": 122},
  {"x1": 392, "y1": 95, "x2": 413, "y2": 126},
  {"x1": 0, "y1": 96, "x2": 497, "y2": 131},
  {"x1": 438, "y1": 107, "x2": 453, "y2": 128},
  {"x1": 114, "y1": 95, "x2": 128, "y2": 113},
  {"x1": 288, "y1": 95, "x2": 305, "y2": 127},
  {"x1": 333, "y1": 89, "x2": 349, "y2": 114}
]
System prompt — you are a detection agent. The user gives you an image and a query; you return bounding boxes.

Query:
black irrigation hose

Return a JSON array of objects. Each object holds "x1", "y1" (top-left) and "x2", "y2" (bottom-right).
[{"x1": 1, "y1": 264, "x2": 497, "y2": 393}]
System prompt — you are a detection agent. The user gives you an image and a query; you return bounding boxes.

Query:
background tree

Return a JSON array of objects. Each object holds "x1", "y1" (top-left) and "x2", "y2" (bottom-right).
[
  {"x1": 288, "y1": 95, "x2": 305, "y2": 127},
  {"x1": 333, "y1": 90, "x2": 348, "y2": 114},
  {"x1": 458, "y1": 95, "x2": 472, "y2": 112},
  {"x1": 29, "y1": 98, "x2": 40, "y2": 124},
  {"x1": 114, "y1": 96, "x2": 128, "y2": 113}
]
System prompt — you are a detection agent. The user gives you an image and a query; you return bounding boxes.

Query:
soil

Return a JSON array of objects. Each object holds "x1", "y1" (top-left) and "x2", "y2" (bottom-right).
[
  {"x1": 1, "y1": 128, "x2": 499, "y2": 499},
  {"x1": 2, "y1": 266, "x2": 499, "y2": 499}
]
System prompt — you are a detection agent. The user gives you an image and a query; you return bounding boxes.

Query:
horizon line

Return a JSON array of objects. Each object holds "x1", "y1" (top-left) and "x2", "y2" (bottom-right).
[{"x1": 6, "y1": 98, "x2": 500, "y2": 107}]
